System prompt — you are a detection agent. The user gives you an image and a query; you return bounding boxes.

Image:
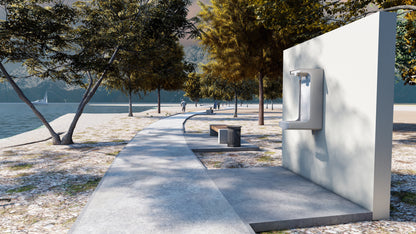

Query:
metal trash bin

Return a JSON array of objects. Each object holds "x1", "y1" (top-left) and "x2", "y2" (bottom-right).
[{"x1": 227, "y1": 125, "x2": 241, "y2": 147}]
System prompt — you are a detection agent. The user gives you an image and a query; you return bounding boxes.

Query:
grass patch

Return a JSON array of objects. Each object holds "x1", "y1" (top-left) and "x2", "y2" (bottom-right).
[
  {"x1": 394, "y1": 169, "x2": 416, "y2": 175},
  {"x1": 111, "y1": 129, "x2": 124, "y2": 132},
  {"x1": 111, "y1": 139, "x2": 126, "y2": 143},
  {"x1": 405, "y1": 169, "x2": 416, "y2": 175},
  {"x1": 63, "y1": 216, "x2": 78, "y2": 226},
  {"x1": 106, "y1": 151, "x2": 120, "y2": 156},
  {"x1": 6, "y1": 185, "x2": 36, "y2": 194},
  {"x1": 25, "y1": 216, "x2": 42, "y2": 225},
  {"x1": 83, "y1": 141, "x2": 98, "y2": 144},
  {"x1": 15, "y1": 172, "x2": 34, "y2": 178},
  {"x1": 261, "y1": 231, "x2": 290, "y2": 234},
  {"x1": 55, "y1": 154, "x2": 71, "y2": 160},
  {"x1": 391, "y1": 190, "x2": 416, "y2": 205},
  {"x1": 257, "y1": 156, "x2": 273, "y2": 162},
  {"x1": 65, "y1": 178, "x2": 101, "y2": 196},
  {"x1": 23, "y1": 153, "x2": 43, "y2": 159},
  {"x1": 2, "y1": 150, "x2": 17, "y2": 156},
  {"x1": 212, "y1": 161, "x2": 222, "y2": 168},
  {"x1": 10, "y1": 163, "x2": 33, "y2": 170}
]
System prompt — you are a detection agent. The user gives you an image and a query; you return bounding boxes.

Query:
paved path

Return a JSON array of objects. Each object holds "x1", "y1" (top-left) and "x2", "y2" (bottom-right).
[{"x1": 70, "y1": 111, "x2": 254, "y2": 234}]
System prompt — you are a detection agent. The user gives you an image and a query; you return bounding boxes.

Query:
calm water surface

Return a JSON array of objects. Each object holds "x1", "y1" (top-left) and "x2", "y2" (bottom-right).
[{"x1": 0, "y1": 103, "x2": 154, "y2": 139}]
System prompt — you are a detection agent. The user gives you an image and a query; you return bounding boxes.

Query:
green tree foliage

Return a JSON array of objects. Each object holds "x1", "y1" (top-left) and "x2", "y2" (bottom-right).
[
  {"x1": 263, "y1": 76, "x2": 282, "y2": 110},
  {"x1": 106, "y1": 0, "x2": 195, "y2": 114},
  {"x1": 102, "y1": 0, "x2": 196, "y2": 114},
  {"x1": 0, "y1": 0, "x2": 77, "y2": 144},
  {"x1": 104, "y1": 53, "x2": 146, "y2": 117},
  {"x1": 184, "y1": 72, "x2": 202, "y2": 106},
  {"x1": 0, "y1": 0, "x2": 194, "y2": 144},
  {"x1": 322, "y1": 0, "x2": 416, "y2": 85},
  {"x1": 251, "y1": 0, "x2": 341, "y2": 45},
  {"x1": 395, "y1": 12, "x2": 416, "y2": 85},
  {"x1": 381, "y1": 1, "x2": 416, "y2": 85},
  {"x1": 199, "y1": 61, "x2": 256, "y2": 117},
  {"x1": 198, "y1": 0, "x2": 338, "y2": 125},
  {"x1": 142, "y1": 40, "x2": 191, "y2": 113},
  {"x1": 199, "y1": 62, "x2": 233, "y2": 101},
  {"x1": 198, "y1": 0, "x2": 274, "y2": 124}
]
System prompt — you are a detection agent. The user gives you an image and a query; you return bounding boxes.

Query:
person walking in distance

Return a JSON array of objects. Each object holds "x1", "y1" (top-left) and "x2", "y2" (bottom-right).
[{"x1": 181, "y1": 99, "x2": 186, "y2": 112}]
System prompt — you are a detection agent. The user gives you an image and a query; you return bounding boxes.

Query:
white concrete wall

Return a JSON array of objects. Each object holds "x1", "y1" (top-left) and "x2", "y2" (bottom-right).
[{"x1": 282, "y1": 12, "x2": 396, "y2": 220}]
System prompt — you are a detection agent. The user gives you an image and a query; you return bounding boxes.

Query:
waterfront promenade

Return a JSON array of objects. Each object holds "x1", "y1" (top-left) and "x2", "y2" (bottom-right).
[{"x1": 70, "y1": 111, "x2": 254, "y2": 233}]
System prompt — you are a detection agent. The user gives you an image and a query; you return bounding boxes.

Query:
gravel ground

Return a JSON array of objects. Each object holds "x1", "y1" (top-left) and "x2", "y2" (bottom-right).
[
  {"x1": 0, "y1": 105, "x2": 197, "y2": 233},
  {"x1": 185, "y1": 106, "x2": 416, "y2": 234},
  {"x1": 0, "y1": 104, "x2": 415, "y2": 233}
]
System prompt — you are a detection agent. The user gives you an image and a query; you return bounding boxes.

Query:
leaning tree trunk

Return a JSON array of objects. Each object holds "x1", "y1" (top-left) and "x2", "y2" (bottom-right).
[
  {"x1": 258, "y1": 72, "x2": 264, "y2": 125},
  {"x1": 0, "y1": 63, "x2": 61, "y2": 144},
  {"x1": 234, "y1": 88, "x2": 238, "y2": 118},
  {"x1": 157, "y1": 87, "x2": 161, "y2": 114},
  {"x1": 61, "y1": 47, "x2": 120, "y2": 145}
]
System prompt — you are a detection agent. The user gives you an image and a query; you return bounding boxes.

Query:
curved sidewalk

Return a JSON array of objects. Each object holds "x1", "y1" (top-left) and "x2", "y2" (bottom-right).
[{"x1": 70, "y1": 111, "x2": 254, "y2": 234}]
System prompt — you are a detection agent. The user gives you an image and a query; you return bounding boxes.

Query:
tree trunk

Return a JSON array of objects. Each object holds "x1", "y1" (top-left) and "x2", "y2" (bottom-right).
[
  {"x1": 0, "y1": 63, "x2": 61, "y2": 144},
  {"x1": 157, "y1": 87, "x2": 161, "y2": 114},
  {"x1": 128, "y1": 89, "x2": 133, "y2": 117},
  {"x1": 234, "y1": 88, "x2": 238, "y2": 118},
  {"x1": 61, "y1": 47, "x2": 120, "y2": 145},
  {"x1": 258, "y1": 72, "x2": 264, "y2": 125},
  {"x1": 271, "y1": 100, "x2": 274, "y2": 110},
  {"x1": 128, "y1": 76, "x2": 133, "y2": 117}
]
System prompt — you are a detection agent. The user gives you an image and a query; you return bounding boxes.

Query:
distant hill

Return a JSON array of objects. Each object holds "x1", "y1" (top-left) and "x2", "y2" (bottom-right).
[
  {"x1": 0, "y1": 46, "x2": 208, "y2": 103},
  {"x1": 1, "y1": 45, "x2": 415, "y2": 103},
  {"x1": 0, "y1": 77, "x2": 187, "y2": 103}
]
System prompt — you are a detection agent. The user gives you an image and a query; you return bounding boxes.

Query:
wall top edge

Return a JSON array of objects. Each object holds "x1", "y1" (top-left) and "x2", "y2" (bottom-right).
[{"x1": 283, "y1": 11, "x2": 397, "y2": 55}]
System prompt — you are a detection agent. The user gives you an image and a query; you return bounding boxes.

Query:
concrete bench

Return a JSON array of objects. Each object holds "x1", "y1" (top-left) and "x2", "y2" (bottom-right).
[
  {"x1": 209, "y1": 124, "x2": 241, "y2": 147},
  {"x1": 210, "y1": 124, "x2": 228, "y2": 136}
]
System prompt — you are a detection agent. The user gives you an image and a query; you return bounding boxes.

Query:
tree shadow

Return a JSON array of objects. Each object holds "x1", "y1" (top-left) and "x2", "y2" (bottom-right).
[{"x1": 393, "y1": 123, "x2": 416, "y2": 132}]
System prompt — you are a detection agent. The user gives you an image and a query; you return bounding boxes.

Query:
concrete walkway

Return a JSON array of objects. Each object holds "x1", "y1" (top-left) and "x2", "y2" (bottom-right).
[
  {"x1": 70, "y1": 111, "x2": 254, "y2": 234},
  {"x1": 71, "y1": 111, "x2": 372, "y2": 233}
]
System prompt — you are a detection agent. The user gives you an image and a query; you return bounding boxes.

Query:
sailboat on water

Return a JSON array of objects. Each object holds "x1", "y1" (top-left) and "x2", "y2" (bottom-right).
[{"x1": 32, "y1": 91, "x2": 48, "y2": 105}]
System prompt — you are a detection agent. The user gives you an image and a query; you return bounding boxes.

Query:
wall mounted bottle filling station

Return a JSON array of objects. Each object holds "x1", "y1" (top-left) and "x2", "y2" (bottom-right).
[{"x1": 279, "y1": 68, "x2": 324, "y2": 130}]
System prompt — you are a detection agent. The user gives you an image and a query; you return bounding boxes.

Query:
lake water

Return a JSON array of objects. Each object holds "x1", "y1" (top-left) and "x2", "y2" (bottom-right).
[{"x1": 0, "y1": 103, "x2": 155, "y2": 139}]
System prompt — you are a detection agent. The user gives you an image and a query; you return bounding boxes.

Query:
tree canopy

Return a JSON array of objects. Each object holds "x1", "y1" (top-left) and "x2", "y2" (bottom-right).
[
  {"x1": 198, "y1": 0, "x2": 339, "y2": 124},
  {"x1": 0, "y1": 0, "x2": 195, "y2": 144},
  {"x1": 320, "y1": 0, "x2": 416, "y2": 85}
]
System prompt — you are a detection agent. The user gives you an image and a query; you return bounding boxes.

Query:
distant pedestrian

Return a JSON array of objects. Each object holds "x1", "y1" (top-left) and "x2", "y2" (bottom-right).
[
  {"x1": 181, "y1": 99, "x2": 186, "y2": 112},
  {"x1": 218, "y1": 102, "x2": 220, "y2": 110}
]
